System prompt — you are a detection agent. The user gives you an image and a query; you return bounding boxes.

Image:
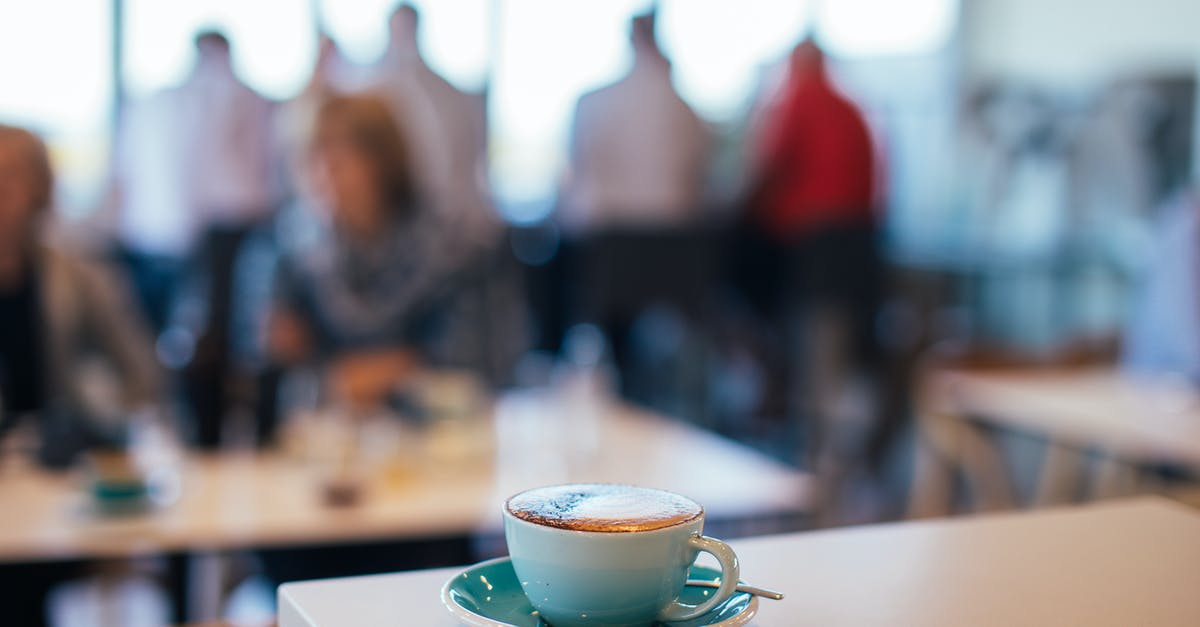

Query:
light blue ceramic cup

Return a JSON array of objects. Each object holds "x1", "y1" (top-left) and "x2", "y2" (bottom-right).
[{"x1": 503, "y1": 487, "x2": 740, "y2": 627}]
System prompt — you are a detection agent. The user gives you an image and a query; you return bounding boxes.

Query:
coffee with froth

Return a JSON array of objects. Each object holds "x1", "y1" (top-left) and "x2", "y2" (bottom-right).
[
  {"x1": 504, "y1": 483, "x2": 741, "y2": 626},
  {"x1": 505, "y1": 483, "x2": 703, "y2": 533}
]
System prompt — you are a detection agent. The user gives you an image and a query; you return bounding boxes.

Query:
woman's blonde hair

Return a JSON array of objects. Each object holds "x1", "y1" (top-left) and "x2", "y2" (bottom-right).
[
  {"x1": 310, "y1": 94, "x2": 419, "y2": 218},
  {"x1": 0, "y1": 124, "x2": 54, "y2": 213}
]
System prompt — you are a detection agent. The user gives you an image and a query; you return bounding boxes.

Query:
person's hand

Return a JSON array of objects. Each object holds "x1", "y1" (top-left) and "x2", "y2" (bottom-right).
[
  {"x1": 327, "y1": 349, "x2": 416, "y2": 411},
  {"x1": 266, "y1": 311, "x2": 311, "y2": 364}
]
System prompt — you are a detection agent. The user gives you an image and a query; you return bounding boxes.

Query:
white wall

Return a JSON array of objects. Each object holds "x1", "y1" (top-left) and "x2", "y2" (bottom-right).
[
  {"x1": 963, "y1": 0, "x2": 1200, "y2": 181},
  {"x1": 964, "y1": 0, "x2": 1200, "y2": 88}
]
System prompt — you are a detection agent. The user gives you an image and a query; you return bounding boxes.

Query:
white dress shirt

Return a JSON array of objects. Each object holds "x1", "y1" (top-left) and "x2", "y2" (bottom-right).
[
  {"x1": 116, "y1": 64, "x2": 276, "y2": 255},
  {"x1": 560, "y1": 54, "x2": 710, "y2": 234}
]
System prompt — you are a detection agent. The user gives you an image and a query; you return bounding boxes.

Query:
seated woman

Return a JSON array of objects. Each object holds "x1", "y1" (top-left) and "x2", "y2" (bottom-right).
[
  {"x1": 0, "y1": 124, "x2": 161, "y2": 453},
  {"x1": 266, "y1": 95, "x2": 492, "y2": 410}
]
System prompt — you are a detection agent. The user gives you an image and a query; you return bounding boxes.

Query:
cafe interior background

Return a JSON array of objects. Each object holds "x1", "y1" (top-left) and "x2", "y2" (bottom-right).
[{"x1": 2, "y1": 0, "x2": 1199, "y2": 624}]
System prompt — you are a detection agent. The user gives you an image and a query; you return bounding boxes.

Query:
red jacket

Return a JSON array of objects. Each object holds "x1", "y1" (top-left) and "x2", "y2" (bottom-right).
[{"x1": 750, "y1": 63, "x2": 876, "y2": 238}]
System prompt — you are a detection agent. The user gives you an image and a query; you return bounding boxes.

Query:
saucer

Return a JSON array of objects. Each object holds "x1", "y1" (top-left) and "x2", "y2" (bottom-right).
[
  {"x1": 86, "y1": 478, "x2": 155, "y2": 516},
  {"x1": 441, "y1": 557, "x2": 758, "y2": 627}
]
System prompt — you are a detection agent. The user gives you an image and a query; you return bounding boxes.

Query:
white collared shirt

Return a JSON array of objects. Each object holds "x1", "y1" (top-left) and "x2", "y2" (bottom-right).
[
  {"x1": 116, "y1": 65, "x2": 276, "y2": 255},
  {"x1": 560, "y1": 54, "x2": 710, "y2": 234}
]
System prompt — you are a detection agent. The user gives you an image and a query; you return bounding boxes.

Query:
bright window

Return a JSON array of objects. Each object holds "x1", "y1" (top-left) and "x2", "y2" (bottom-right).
[
  {"x1": 487, "y1": 0, "x2": 959, "y2": 216},
  {"x1": 816, "y1": 0, "x2": 957, "y2": 57},
  {"x1": 489, "y1": 0, "x2": 813, "y2": 217},
  {"x1": 317, "y1": 0, "x2": 490, "y2": 92},
  {"x1": 659, "y1": 0, "x2": 811, "y2": 121},
  {"x1": 0, "y1": 0, "x2": 112, "y2": 214},
  {"x1": 124, "y1": 0, "x2": 318, "y2": 100},
  {"x1": 11, "y1": 0, "x2": 960, "y2": 221},
  {"x1": 490, "y1": 0, "x2": 649, "y2": 218}
]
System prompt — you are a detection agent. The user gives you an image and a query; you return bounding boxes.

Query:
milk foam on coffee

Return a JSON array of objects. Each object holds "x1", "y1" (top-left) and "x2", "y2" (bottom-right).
[{"x1": 506, "y1": 484, "x2": 702, "y2": 532}]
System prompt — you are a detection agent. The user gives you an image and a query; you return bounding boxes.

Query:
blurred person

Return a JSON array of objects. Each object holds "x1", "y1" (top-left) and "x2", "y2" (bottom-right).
[
  {"x1": 1123, "y1": 189, "x2": 1200, "y2": 379},
  {"x1": 258, "y1": 97, "x2": 515, "y2": 586},
  {"x1": 368, "y1": 3, "x2": 496, "y2": 245},
  {"x1": 276, "y1": 33, "x2": 348, "y2": 202},
  {"x1": 265, "y1": 95, "x2": 505, "y2": 411},
  {"x1": 745, "y1": 39, "x2": 878, "y2": 265},
  {"x1": 1115, "y1": 186, "x2": 1200, "y2": 492},
  {"x1": 548, "y1": 10, "x2": 711, "y2": 389},
  {"x1": 559, "y1": 10, "x2": 710, "y2": 233},
  {"x1": 0, "y1": 124, "x2": 161, "y2": 442},
  {"x1": 113, "y1": 30, "x2": 277, "y2": 329},
  {"x1": 270, "y1": 32, "x2": 351, "y2": 264},
  {"x1": 0, "y1": 124, "x2": 161, "y2": 626},
  {"x1": 113, "y1": 30, "x2": 278, "y2": 448},
  {"x1": 741, "y1": 40, "x2": 882, "y2": 499}
]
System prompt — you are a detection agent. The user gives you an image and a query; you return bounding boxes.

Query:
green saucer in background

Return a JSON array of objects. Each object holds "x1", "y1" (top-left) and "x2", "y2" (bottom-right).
[{"x1": 83, "y1": 450, "x2": 153, "y2": 515}]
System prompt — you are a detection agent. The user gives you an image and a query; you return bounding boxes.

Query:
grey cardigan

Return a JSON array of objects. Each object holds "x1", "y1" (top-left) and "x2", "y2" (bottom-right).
[{"x1": 37, "y1": 244, "x2": 162, "y2": 414}]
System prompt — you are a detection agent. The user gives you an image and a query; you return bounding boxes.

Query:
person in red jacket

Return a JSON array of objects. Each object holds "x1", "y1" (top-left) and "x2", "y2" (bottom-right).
[
  {"x1": 749, "y1": 40, "x2": 877, "y2": 237},
  {"x1": 741, "y1": 39, "x2": 883, "y2": 481}
]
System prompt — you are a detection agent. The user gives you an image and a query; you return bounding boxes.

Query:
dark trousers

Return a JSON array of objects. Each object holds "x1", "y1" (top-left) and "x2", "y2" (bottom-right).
[
  {"x1": 116, "y1": 249, "x2": 183, "y2": 335},
  {"x1": 0, "y1": 560, "x2": 87, "y2": 626},
  {"x1": 182, "y1": 224, "x2": 256, "y2": 450},
  {"x1": 736, "y1": 222, "x2": 881, "y2": 356},
  {"x1": 733, "y1": 221, "x2": 883, "y2": 444},
  {"x1": 564, "y1": 227, "x2": 719, "y2": 399}
]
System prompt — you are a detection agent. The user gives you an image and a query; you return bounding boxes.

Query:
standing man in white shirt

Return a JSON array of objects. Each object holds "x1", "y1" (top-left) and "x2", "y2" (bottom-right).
[
  {"x1": 113, "y1": 30, "x2": 278, "y2": 448},
  {"x1": 553, "y1": 11, "x2": 711, "y2": 391},
  {"x1": 114, "y1": 30, "x2": 277, "y2": 329},
  {"x1": 559, "y1": 11, "x2": 710, "y2": 234}
]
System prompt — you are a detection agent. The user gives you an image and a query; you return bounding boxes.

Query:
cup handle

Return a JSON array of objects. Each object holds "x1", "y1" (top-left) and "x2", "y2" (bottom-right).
[{"x1": 657, "y1": 534, "x2": 741, "y2": 623}]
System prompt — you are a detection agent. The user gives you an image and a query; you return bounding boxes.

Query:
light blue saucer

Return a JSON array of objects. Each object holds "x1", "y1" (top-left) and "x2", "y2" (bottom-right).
[{"x1": 441, "y1": 557, "x2": 758, "y2": 627}]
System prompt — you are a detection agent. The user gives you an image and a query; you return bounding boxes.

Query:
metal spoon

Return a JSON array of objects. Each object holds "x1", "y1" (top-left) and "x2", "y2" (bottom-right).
[{"x1": 685, "y1": 579, "x2": 785, "y2": 600}]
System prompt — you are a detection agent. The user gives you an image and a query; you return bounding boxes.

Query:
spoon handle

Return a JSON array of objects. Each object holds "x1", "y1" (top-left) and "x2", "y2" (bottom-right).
[{"x1": 685, "y1": 579, "x2": 785, "y2": 600}]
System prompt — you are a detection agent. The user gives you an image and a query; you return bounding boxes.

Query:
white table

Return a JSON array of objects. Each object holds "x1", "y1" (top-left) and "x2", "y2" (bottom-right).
[
  {"x1": 0, "y1": 390, "x2": 810, "y2": 623},
  {"x1": 0, "y1": 391, "x2": 810, "y2": 561},
  {"x1": 910, "y1": 367, "x2": 1200, "y2": 515},
  {"x1": 279, "y1": 497, "x2": 1200, "y2": 626},
  {"x1": 927, "y1": 367, "x2": 1200, "y2": 466}
]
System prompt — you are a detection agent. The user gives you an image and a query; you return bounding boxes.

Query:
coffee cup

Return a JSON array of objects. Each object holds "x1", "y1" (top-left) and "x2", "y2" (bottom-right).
[{"x1": 503, "y1": 483, "x2": 739, "y2": 627}]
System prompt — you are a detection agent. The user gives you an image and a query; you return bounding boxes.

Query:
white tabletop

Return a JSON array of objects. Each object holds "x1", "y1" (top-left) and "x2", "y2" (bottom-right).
[
  {"x1": 279, "y1": 497, "x2": 1200, "y2": 627},
  {"x1": 930, "y1": 367, "x2": 1200, "y2": 468},
  {"x1": 0, "y1": 391, "x2": 809, "y2": 561}
]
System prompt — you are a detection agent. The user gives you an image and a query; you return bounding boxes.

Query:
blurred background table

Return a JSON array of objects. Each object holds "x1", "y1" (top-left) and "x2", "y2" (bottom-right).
[
  {"x1": 0, "y1": 391, "x2": 809, "y2": 561},
  {"x1": 911, "y1": 366, "x2": 1200, "y2": 516},
  {"x1": 0, "y1": 388, "x2": 810, "y2": 621},
  {"x1": 280, "y1": 496, "x2": 1200, "y2": 626}
]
